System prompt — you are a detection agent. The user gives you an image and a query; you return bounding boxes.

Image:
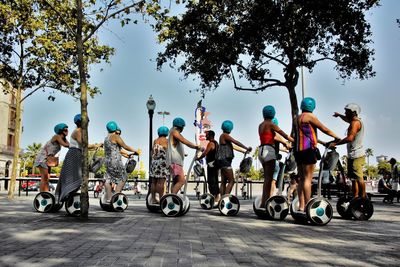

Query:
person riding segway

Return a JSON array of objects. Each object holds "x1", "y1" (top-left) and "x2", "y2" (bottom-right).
[{"x1": 331, "y1": 103, "x2": 373, "y2": 220}]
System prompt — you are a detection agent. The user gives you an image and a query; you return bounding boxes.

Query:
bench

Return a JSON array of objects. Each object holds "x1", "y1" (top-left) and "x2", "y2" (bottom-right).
[{"x1": 367, "y1": 192, "x2": 399, "y2": 203}]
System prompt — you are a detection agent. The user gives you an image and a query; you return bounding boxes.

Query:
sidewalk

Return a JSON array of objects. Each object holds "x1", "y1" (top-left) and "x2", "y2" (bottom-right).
[{"x1": 0, "y1": 191, "x2": 399, "y2": 267}]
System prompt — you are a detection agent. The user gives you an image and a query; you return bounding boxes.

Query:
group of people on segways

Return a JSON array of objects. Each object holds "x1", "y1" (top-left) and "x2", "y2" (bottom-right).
[
  {"x1": 33, "y1": 116, "x2": 140, "y2": 215},
  {"x1": 252, "y1": 98, "x2": 372, "y2": 225},
  {"x1": 33, "y1": 97, "x2": 371, "y2": 225}
]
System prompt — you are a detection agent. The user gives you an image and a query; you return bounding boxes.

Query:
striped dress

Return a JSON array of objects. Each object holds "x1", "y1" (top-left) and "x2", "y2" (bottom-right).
[{"x1": 296, "y1": 113, "x2": 318, "y2": 151}]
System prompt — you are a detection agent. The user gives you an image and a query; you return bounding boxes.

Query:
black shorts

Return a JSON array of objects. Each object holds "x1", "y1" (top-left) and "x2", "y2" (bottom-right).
[{"x1": 294, "y1": 149, "x2": 318, "y2": 165}]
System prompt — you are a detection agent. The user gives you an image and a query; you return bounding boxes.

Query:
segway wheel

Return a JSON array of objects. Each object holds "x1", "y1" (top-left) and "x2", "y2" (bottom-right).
[
  {"x1": 146, "y1": 192, "x2": 161, "y2": 212},
  {"x1": 266, "y1": 195, "x2": 289, "y2": 221},
  {"x1": 336, "y1": 196, "x2": 352, "y2": 219},
  {"x1": 160, "y1": 194, "x2": 183, "y2": 217},
  {"x1": 99, "y1": 193, "x2": 113, "y2": 212},
  {"x1": 350, "y1": 197, "x2": 374, "y2": 221},
  {"x1": 33, "y1": 192, "x2": 55, "y2": 213},
  {"x1": 199, "y1": 193, "x2": 215, "y2": 210},
  {"x1": 218, "y1": 194, "x2": 240, "y2": 216},
  {"x1": 290, "y1": 197, "x2": 308, "y2": 223},
  {"x1": 65, "y1": 193, "x2": 81, "y2": 217},
  {"x1": 111, "y1": 193, "x2": 129, "y2": 212},
  {"x1": 252, "y1": 196, "x2": 269, "y2": 219},
  {"x1": 180, "y1": 195, "x2": 190, "y2": 216},
  {"x1": 306, "y1": 198, "x2": 333, "y2": 226}
]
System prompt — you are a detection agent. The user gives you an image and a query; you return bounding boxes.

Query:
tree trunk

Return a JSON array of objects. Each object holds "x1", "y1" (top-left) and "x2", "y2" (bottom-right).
[
  {"x1": 8, "y1": 86, "x2": 22, "y2": 199},
  {"x1": 76, "y1": 0, "x2": 89, "y2": 219}
]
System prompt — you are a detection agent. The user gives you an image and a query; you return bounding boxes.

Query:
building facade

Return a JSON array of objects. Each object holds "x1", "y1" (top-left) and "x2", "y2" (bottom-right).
[{"x1": 0, "y1": 80, "x2": 23, "y2": 184}]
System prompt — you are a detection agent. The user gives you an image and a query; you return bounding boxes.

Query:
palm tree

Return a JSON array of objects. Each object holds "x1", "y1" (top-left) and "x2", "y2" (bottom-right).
[
  {"x1": 23, "y1": 143, "x2": 42, "y2": 174},
  {"x1": 365, "y1": 148, "x2": 374, "y2": 178}
]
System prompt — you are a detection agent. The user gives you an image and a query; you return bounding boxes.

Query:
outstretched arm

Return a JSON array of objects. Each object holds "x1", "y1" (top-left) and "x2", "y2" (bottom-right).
[{"x1": 172, "y1": 130, "x2": 200, "y2": 150}]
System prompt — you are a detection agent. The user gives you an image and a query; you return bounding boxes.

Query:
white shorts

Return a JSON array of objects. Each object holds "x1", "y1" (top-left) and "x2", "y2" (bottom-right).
[{"x1": 258, "y1": 145, "x2": 276, "y2": 164}]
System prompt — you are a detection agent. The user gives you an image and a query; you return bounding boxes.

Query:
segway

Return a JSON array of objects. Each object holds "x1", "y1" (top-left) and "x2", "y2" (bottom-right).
[
  {"x1": 218, "y1": 153, "x2": 251, "y2": 216},
  {"x1": 159, "y1": 151, "x2": 199, "y2": 217},
  {"x1": 265, "y1": 153, "x2": 291, "y2": 220},
  {"x1": 198, "y1": 162, "x2": 216, "y2": 210},
  {"x1": 336, "y1": 160, "x2": 374, "y2": 220},
  {"x1": 99, "y1": 154, "x2": 138, "y2": 212},
  {"x1": 33, "y1": 190, "x2": 71, "y2": 214},
  {"x1": 33, "y1": 191, "x2": 57, "y2": 213},
  {"x1": 290, "y1": 146, "x2": 334, "y2": 226}
]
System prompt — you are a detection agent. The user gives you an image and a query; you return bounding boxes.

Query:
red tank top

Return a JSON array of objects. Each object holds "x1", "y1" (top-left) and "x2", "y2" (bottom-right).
[{"x1": 259, "y1": 131, "x2": 275, "y2": 145}]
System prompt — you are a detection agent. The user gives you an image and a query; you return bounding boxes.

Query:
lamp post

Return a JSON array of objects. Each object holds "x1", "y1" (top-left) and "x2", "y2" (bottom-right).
[
  {"x1": 157, "y1": 111, "x2": 170, "y2": 125},
  {"x1": 146, "y1": 95, "x2": 156, "y2": 184}
]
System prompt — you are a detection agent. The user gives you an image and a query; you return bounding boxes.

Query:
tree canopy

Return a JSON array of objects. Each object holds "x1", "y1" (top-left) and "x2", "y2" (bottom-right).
[{"x1": 153, "y1": 0, "x2": 378, "y2": 117}]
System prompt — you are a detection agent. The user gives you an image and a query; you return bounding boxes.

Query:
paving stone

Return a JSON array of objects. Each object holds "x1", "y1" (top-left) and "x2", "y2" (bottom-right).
[{"x1": 1, "y1": 192, "x2": 399, "y2": 267}]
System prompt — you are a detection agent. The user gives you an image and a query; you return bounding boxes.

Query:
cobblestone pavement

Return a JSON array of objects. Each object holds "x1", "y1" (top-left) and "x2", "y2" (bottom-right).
[{"x1": 0, "y1": 191, "x2": 399, "y2": 267}]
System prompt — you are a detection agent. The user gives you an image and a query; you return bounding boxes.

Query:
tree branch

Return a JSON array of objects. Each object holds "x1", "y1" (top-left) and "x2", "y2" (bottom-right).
[
  {"x1": 21, "y1": 84, "x2": 48, "y2": 102},
  {"x1": 84, "y1": 1, "x2": 141, "y2": 43},
  {"x1": 230, "y1": 66, "x2": 284, "y2": 92},
  {"x1": 40, "y1": 0, "x2": 76, "y2": 36},
  {"x1": 234, "y1": 62, "x2": 283, "y2": 85},
  {"x1": 244, "y1": 45, "x2": 288, "y2": 67},
  {"x1": 309, "y1": 57, "x2": 336, "y2": 65}
]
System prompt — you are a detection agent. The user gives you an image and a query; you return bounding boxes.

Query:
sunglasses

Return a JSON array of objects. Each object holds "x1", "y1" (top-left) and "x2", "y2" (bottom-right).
[
  {"x1": 63, "y1": 128, "x2": 69, "y2": 132},
  {"x1": 115, "y1": 132, "x2": 121, "y2": 135}
]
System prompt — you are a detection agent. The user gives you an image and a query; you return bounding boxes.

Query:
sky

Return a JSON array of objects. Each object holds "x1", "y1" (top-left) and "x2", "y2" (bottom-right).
[{"x1": 20, "y1": 1, "x2": 400, "y2": 174}]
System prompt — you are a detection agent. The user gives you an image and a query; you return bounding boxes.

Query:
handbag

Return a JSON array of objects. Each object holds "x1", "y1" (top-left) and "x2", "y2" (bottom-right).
[
  {"x1": 125, "y1": 157, "x2": 137, "y2": 173},
  {"x1": 239, "y1": 156, "x2": 253, "y2": 173},
  {"x1": 46, "y1": 155, "x2": 59, "y2": 167},
  {"x1": 45, "y1": 146, "x2": 59, "y2": 167},
  {"x1": 89, "y1": 148, "x2": 104, "y2": 173}
]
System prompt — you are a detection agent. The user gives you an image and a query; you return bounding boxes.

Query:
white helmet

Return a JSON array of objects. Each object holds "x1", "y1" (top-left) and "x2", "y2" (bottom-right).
[{"x1": 345, "y1": 103, "x2": 361, "y2": 116}]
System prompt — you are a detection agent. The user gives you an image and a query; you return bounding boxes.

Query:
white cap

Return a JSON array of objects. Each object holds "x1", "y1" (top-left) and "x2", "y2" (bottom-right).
[{"x1": 345, "y1": 103, "x2": 361, "y2": 116}]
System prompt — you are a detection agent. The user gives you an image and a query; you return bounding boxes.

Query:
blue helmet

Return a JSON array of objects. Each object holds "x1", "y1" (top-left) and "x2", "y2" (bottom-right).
[
  {"x1": 54, "y1": 123, "x2": 68, "y2": 134},
  {"x1": 173, "y1": 117, "x2": 186, "y2": 128},
  {"x1": 74, "y1": 114, "x2": 81, "y2": 125},
  {"x1": 221, "y1": 120, "x2": 234, "y2": 133},
  {"x1": 106, "y1": 121, "x2": 118, "y2": 133},
  {"x1": 262, "y1": 105, "x2": 276, "y2": 119},
  {"x1": 300, "y1": 97, "x2": 316, "y2": 112},
  {"x1": 157, "y1": 126, "x2": 169, "y2": 137},
  {"x1": 272, "y1": 117, "x2": 279, "y2": 126}
]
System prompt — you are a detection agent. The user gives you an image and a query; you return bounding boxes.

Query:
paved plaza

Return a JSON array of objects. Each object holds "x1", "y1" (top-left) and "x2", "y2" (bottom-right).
[{"x1": 0, "y1": 191, "x2": 399, "y2": 267}]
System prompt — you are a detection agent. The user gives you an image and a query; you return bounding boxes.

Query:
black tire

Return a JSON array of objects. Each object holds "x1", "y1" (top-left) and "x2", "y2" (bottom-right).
[
  {"x1": 350, "y1": 197, "x2": 374, "y2": 221},
  {"x1": 160, "y1": 194, "x2": 183, "y2": 217},
  {"x1": 111, "y1": 193, "x2": 129, "y2": 212},
  {"x1": 33, "y1": 192, "x2": 55, "y2": 213},
  {"x1": 306, "y1": 197, "x2": 333, "y2": 226},
  {"x1": 65, "y1": 193, "x2": 81, "y2": 217},
  {"x1": 218, "y1": 194, "x2": 240, "y2": 216},
  {"x1": 266, "y1": 195, "x2": 289, "y2": 221},
  {"x1": 336, "y1": 196, "x2": 353, "y2": 219},
  {"x1": 146, "y1": 192, "x2": 161, "y2": 212},
  {"x1": 290, "y1": 196, "x2": 308, "y2": 223},
  {"x1": 180, "y1": 195, "x2": 190, "y2": 216},
  {"x1": 199, "y1": 193, "x2": 215, "y2": 210},
  {"x1": 99, "y1": 193, "x2": 113, "y2": 212},
  {"x1": 252, "y1": 196, "x2": 270, "y2": 219}
]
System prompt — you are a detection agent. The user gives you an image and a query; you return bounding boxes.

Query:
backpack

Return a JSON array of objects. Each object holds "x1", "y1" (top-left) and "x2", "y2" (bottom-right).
[{"x1": 239, "y1": 155, "x2": 253, "y2": 173}]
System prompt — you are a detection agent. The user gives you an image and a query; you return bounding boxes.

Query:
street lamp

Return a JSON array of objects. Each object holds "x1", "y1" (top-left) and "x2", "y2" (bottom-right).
[
  {"x1": 146, "y1": 95, "x2": 156, "y2": 182},
  {"x1": 157, "y1": 111, "x2": 170, "y2": 125}
]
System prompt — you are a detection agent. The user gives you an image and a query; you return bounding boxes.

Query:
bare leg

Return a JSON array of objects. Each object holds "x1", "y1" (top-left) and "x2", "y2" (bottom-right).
[
  {"x1": 352, "y1": 180, "x2": 359, "y2": 198},
  {"x1": 39, "y1": 166, "x2": 50, "y2": 192},
  {"x1": 156, "y1": 178, "x2": 166, "y2": 199},
  {"x1": 172, "y1": 174, "x2": 185, "y2": 194},
  {"x1": 219, "y1": 168, "x2": 228, "y2": 196},
  {"x1": 260, "y1": 160, "x2": 275, "y2": 208},
  {"x1": 151, "y1": 180, "x2": 157, "y2": 203},
  {"x1": 358, "y1": 179, "x2": 366, "y2": 198},
  {"x1": 297, "y1": 163, "x2": 315, "y2": 211},
  {"x1": 115, "y1": 180, "x2": 126, "y2": 193},
  {"x1": 105, "y1": 182, "x2": 113, "y2": 202},
  {"x1": 224, "y1": 169, "x2": 235, "y2": 194}
]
